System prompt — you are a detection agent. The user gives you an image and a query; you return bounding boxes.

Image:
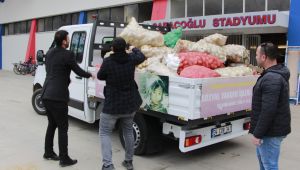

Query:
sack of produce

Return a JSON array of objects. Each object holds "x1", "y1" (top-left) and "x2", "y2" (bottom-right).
[
  {"x1": 215, "y1": 66, "x2": 253, "y2": 77},
  {"x1": 173, "y1": 39, "x2": 195, "y2": 52},
  {"x1": 147, "y1": 62, "x2": 178, "y2": 77},
  {"x1": 180, "y1": 65, "x2": 221, "y2": 78},
  {"x1": 203, "y1": 33, "x2": 227, "y2": 46},
  {"x1": 223, "y1": 44, "x2": 250, "y2": 63},
  {"x1": 141, "y1": 45, "x2": 174, "y2": 58},
  {"x1": 119, "y1": 17, "x2": 164, "y2": 48},
  {"x1": 178, "y1": 52, "x2": 224, "y2": 73},
  {"x1": 163, "y1": 28, "x2": 183, "y2": 48},
  {"x1": 137, "y1": 56, "x2": 162, "y2": 69},
  {"x1": 163, "y1": 54, "x2": 180, "y2": 73},
  {"x1": 192, "y1": 41, "x2": 227, "y2": 61}
]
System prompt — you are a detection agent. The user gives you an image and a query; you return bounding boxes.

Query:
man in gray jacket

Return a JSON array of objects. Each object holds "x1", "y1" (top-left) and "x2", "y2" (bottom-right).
[{"x1": 250, "y1": 42, "x2": 291, "y2": 170}]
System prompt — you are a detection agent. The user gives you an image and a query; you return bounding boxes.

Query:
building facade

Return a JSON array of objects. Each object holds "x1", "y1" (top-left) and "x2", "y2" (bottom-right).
[{"x1": 1, "y1": 0, "x2": 299, "y2": 101}]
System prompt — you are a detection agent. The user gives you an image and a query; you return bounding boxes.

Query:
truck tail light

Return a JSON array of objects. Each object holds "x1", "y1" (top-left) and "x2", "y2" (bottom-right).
[
  {"x1": 185, "y1": 135, "x2": 202, "y2": 147},
  {"x1": 243, "y1": 122, "x2": 251, "y2": 130}
]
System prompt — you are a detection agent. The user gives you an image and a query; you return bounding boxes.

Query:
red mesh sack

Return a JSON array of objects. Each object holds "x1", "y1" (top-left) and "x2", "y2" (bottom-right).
[
  {"x1": 178, "y1": 52, "x2": 224, "y2": 73},
  {"x1": 180, "y1": 65, "x2": 221, "y2": 78}
]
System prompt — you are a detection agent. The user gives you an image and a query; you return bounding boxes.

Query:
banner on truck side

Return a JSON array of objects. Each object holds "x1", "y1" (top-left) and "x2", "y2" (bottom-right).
[{"x1": 200, "y1": 76, "x2": 258, "y2": 118}]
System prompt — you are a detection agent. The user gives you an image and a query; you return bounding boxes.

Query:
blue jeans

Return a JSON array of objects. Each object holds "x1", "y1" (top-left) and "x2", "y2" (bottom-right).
[
  {"x1": 99, "y1": 113, "x2": 135, "y2": 167},
  {"x1": 256, "y1": 136, "x2": 285, "y2": 170}
]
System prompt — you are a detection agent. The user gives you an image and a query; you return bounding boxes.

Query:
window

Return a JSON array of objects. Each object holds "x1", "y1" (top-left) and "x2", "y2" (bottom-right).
[
  {"x1": 268, "y1": 0, "x2": 290, "y2": 11},
  {"x1": 187, "y1": 0, "x2": 203, "y2": 17},
  {"x1": 61, "y1": 14, "x2": 72, "y2": 26},
  {"x1": 38, "y1": 18, "x2": 45, "y2": 32},
  {"x1": 87, "y1": 10, "x2": 97, "y2": 23},
  {"x1": 8, "y1": 23, "x2": 14, "y2": 35},
  {"x1": 44, "y1": 17, "x2": 53, "y2": 31},
  {"x1": 53, "y1": 16, "x2": 61, "y2": 30},
  {"x1": 246, "y1": 0, "x2": 265, "y2": 12},
  {"x1": 0, "y1": 25, "x2": 3, "y2": 36},
  {"x1": 138, "y1": 2, "x2": 152, "y2": 22},
  {"x1": 20, "y1": 21, "x2": 27, "y2": 34},
  {"x1": 27, "y1": 20, "x2": 32, "y2": 33},
  {"x1": 171, "y1": 0, "x2": 185, "y2": 18},
  {"x1": 70, "y1": 32, "x2": 87, "y2": 63},
  {"x1": 205, "y1": 0, "x2": 222, "y2": 15},
  {"x1": 14, "y1": 22, "x2": 21, "y2": 34},
  {"x1": 111, "y1": 7, "x2": 124, "y2": 22},
  {"x1": 124, "y1": 4, "x2": 139, "y2": 22},
  {"x1": 72, "y1": 13, "x2": 79, "y2": 25},
  {"x1": 4, "y1": 24, "x2": 9, "y2": 35},
  {"x1": 98, "y1": 8, "x2": 110, "y2": 20},
  {"x1": 224, "y1": 0, "x2": 243, "y2": 14}
]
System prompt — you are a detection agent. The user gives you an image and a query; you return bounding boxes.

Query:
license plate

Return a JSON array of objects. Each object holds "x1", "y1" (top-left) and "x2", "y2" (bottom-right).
[{"x1": 211, "y1": 124, "x2": 232, "y2": 138}]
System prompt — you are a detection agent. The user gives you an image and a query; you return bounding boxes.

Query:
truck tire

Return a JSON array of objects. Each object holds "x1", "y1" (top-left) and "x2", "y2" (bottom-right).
[
  {"x1": 32, "y1": 89, "x2": 46, "y2": 115},
  {"x1": 119, "y1": 113, "x2": 162, "y2": 155}
]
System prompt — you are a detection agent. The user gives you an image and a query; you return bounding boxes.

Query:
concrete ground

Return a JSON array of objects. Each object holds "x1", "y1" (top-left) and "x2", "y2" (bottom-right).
[{"x1": 0, "y1": 70, "x2": 299, "y2": 170}]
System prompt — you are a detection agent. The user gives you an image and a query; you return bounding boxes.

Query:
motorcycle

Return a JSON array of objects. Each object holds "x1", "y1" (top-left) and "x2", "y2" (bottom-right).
[{"x1": 12, "y1": 62, "x2": 37, "y2": 76}]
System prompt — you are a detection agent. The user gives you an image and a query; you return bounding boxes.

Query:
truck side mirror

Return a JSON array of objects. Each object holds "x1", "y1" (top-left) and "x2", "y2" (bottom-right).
[{"x1": 36, "y1": 50, "x2": 45, "y2": 65}]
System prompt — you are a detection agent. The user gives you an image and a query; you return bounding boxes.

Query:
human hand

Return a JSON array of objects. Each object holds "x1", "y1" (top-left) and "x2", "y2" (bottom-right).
[
  {"x1": 252, "y1": 136, "x2": 262, "y2": 146},
  {"x1": 129, "y1": 45, "x2": 135, "y2": 51}
]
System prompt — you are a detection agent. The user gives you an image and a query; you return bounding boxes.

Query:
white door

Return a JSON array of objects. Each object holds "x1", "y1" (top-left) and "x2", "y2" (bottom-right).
[{"x1": 67, "y1": 27, "x2": 90, "y2": 119}]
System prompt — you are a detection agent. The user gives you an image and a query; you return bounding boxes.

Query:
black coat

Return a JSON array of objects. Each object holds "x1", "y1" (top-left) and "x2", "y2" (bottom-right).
[
  {"x1": 97, "y1": 48, "x2": 145, "y2": 115},
  {"x1": 42, "y1": 47, "x2": 91, "y2": 102},
  {"x1": 249, "y1": 64, "x2": 291, "y2": 139}
]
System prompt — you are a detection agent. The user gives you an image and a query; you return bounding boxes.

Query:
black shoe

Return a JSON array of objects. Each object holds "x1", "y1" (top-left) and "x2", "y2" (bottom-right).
[
  {"x1": 59, "y1": 156, "x2": 77, "y2": 167},
  {"x1": 43, "y1": 152, "x2": 60, "y2": 161},
  {"x1": 102, "y1": 164, "x2": 115, "y2": 170},
  {"x1": 122, "y1": 160, "x2": 133, "y2": 170}
]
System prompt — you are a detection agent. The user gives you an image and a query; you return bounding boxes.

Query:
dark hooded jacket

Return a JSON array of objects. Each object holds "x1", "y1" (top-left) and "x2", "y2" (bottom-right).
[
  {"x1": 97, "y1": 48, "x2": 145, "y2": 114},
  {"x1": 249, "y1": 64, "x2": 291, "y2": 138}
]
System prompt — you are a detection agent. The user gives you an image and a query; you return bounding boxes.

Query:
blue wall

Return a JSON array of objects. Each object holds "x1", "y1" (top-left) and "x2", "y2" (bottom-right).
[
  {"x1": 0, "y1": 24, "x2": 3, "y2": 70},
  {"x1": 288, "y1": 0, "x2": 300, "y2": 46},
  {"x1": 78, "y1": 11, "x2": 87, "y2": 24}
]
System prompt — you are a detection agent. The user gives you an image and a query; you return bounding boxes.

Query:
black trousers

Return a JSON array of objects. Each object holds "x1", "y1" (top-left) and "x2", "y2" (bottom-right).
[{"x1": 43, "y1": 99, "x2": 69, "y2": 158}]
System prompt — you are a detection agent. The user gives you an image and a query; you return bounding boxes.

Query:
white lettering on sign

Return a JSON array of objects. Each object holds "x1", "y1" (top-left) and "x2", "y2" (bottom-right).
[
  {"x1": 144, "y1": 11, "x2": 286, "y2": 31},
  {"x1": 203, "y1": 89, "x2": 252, "y2": 102}
]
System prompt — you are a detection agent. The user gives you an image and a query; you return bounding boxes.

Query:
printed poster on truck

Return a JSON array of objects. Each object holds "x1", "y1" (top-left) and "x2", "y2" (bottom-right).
[
  {"x1": 200, "y1": 76, "x2": 258, "y2": 118},
  {"x1": 136, "y1": 72, "x2": 169, "y2": 114}
]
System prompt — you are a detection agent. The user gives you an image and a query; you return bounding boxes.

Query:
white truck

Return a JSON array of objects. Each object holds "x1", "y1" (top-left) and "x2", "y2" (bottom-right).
[{"x1": 32, "y1": 19, "x2": 257, "y2": 155}]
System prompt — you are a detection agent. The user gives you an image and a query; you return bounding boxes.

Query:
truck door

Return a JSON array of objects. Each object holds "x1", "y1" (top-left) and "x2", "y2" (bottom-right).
[{"x1": 68, "y1": 27, "x2": 90, "y2": 119}]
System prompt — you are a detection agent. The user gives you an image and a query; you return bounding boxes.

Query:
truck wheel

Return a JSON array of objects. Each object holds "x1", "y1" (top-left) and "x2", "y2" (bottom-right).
[
  {"x1": 32, "y1": 89, "x2": 46, "y2": 115},
  {"x1": 119, "y1": 114, "x2": 162, "y2": 155}
]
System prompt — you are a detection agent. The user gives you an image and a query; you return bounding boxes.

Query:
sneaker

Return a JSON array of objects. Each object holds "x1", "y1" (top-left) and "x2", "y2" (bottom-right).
[
  {"x1": 122, "y1": 160, "x2": 133, "y2": 170},
  {"x1": 43, "y1": 152, "x2": 60, "y2": 161},
  {"x1": 59, "y1": 156, "x2": 77, "y2": 167},
  {"x1": 102, "y1": 164, "x2": 115, "y2": 170}
]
